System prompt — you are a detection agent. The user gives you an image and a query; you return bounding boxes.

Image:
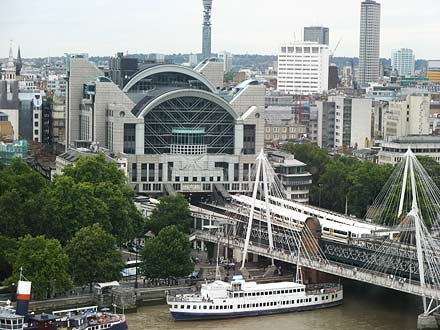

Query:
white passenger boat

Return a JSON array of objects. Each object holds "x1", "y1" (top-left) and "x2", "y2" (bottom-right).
[{"x1": 167, "y1": 275, "x2": 343, "y2": 321}]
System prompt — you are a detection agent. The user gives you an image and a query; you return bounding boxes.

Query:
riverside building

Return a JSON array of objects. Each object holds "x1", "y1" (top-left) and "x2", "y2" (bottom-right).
[{"x1": 64, "y1": 56, "x2": 265, "y2": 197}]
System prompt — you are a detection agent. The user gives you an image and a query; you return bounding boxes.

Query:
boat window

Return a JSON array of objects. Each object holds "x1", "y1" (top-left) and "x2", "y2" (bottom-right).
[
  {"x1": 322, "y1": 297, "x2": 325, "y2": 300},
  {"x1": 203, "y1": 306, "x2": 207, "y2": 309},
  {"x1": 215, "y1": 306, "x2": 219, "y2": 310},
  {"x1": 238, "y1": 305, "x2": 241, "y2": 309},
  {"x1": 256, "y1": 292, "x2": 260, "y2": 296},
  {"x1": 209, "y1": 306, "x2": 212, "y2": 310},
  {"x1": 297, "y1": 299, "x2": 300, "y2": 303},
  {"x1": 230, "y1": 305, "x2": 233, "y2": 309},
  {"x1": 180, "y1": 305, "x2": 184, "y2": 309},
  {"x1": 173, "y1": 305, "x2": 177, "y2": 308},
  {"x1": 193, "y1": 305, "x2": 197, "y2": 309},
  {"x1": 252, "y1": 292, "x2": 256, "y2": 296},
  {"x1": 277, "y1": 290, "x2": 280, "y2": 294},
  {"x1": 336, "y1": 294, "x2": 338, "y2": 298},
  {"x1": 326, "y1": 295, "x2": 329, "y2": 300},
  {"x1": 240, "y1": 293, "x2": 244, "y2": 297},
  {"x1": 265, "y1": 291, "x2": 268, "y2": 295}
]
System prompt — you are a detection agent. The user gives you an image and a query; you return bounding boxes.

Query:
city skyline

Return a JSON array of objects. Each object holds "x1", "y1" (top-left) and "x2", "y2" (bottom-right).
[{"x1": 0, "y1": 0, "x2": 439, "y2": 59}]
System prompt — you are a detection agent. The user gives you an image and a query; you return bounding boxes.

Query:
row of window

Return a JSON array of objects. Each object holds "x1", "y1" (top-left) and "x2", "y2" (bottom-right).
[{"x1": 172, "y1": 293, "x2": 338, "y2": 311}]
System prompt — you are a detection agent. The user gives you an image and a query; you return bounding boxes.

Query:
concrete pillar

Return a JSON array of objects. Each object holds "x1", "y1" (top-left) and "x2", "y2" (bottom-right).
[
  {"x1": 417, "y1": 314, "x2": 438, "y2": 330},
  {"x1": 234, "y1": 124, "x2": 244, "y2": 155},
  {"x1": 135, "y1": 123, "x2": 144, "y2": 154}
]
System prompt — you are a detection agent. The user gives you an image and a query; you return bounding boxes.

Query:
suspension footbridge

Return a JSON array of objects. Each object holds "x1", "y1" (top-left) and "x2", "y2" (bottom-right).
[{"x1": 190, "y1": 149, "x2": 440, "y2": 317}]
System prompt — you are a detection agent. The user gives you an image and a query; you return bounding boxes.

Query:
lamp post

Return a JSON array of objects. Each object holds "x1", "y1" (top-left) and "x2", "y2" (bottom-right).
[{"x1": 134, "y1": 249, "x2": 138, "y2": 289}]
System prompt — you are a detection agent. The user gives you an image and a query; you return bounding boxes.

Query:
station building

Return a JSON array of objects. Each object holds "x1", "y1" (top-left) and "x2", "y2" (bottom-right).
[{"x1": 64, "y1": 56, "x2": 265, "y2": 197}]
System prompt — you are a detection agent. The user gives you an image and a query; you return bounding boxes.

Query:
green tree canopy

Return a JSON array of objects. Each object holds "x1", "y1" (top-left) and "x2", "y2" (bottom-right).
[
  {"x1": 140, "y1": 225, "x2": 193, "y2": 280},
  {"x1": 0, "y1": 236, "x2": 17, "y2": 282},
  {"x1": 65, "y1": 224, "x2": 124, "y2": 291},
  {"x1": 148, "y1": 194, "x2": 192, "y2": 235},
  {"x1": 5, "y1": 235, "x2": 72, "y2": 299},
  {"x1": 38, "y1": 176, "x2": 111, "y2": 244},
  {"x1": 0, "y1": 160, "x2": 47, "y2": 238},
  {"x1": 417, "y1": 156, "x2": 440, "y2": 188},
  {"x1": 62, "y1": 154, "x2": 126, "y2": 185},
  {"x1": 282, "y1": 142, "x2": 330, "y2": 184}
]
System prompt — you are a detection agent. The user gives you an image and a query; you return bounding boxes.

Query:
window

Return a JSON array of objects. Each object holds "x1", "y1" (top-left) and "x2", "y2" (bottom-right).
[
  {"x1": 193, "y1": 177, "x2": 197, "y2": 182},
  {"x1": 131, "y1": 163, "x2": 137, "y2": 182}
]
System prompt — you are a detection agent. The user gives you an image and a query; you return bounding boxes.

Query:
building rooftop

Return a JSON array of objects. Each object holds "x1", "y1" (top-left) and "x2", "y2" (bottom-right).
[{"x1": 389, "y1": 135, "x2": 440, "y2": 144}]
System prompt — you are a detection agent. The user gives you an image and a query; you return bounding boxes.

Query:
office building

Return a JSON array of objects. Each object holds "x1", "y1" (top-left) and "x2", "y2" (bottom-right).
[
  {"x1": 383, "y1": 94, "x2": 431, "y2": 139},
  {"x1": 304, "y1": 26, "x2": 329, "y2": 45},
  {"x1": 358, "y1": 0, "x2": 381, "y2": 85},
  {"x1": 0, "y1": 140, "x2": 27, "y2": 164},
  {"x1": 317, "y1": 96, "x2": 373, "y2": 150},
  {"x1": 427, "y1": 61, "x2": 440, "y2": 83},
  {"x1": 64, "y1": 56, "x2": 265, "y2": 197},
  {"x1": 0, "y1": 81, "x2": 19, "y2": 141},
  {"x1": 277, "y1": 42, "x2": 330, "y2": 95},
  {"x1": 108, "y1": 52, "x2": 140, "y2": 89},
  {"x1": 218, "y1": 51, "x2": 233, "y2": 72},
  {"x1": 202, "y1": 0, "x2": 213, "y2": 60},
  {"x1": 267, "y1": 150, "x2": 312, "y2": 203},
  {"x1": 378, "y1": 136, "x2": 440, "y2": 164},
  {"x1": 189, "y1": 54, "x2": 199, "y2": 67},
  {"x1": 391, "y1": 48, "x2": 415, "y2": 76}
]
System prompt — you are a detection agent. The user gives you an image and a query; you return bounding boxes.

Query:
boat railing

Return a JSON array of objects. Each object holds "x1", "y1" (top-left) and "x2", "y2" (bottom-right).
[
  {"x1": 167, "y1": 294, "x2": 211, "y2": 303},
  {"x1": 305, "y1": 283, "x2": 343, "y2": 295}
]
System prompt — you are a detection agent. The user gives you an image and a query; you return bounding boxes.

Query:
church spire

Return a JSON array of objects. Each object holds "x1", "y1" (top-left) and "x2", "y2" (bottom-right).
[
  {"x1": 7, "y1": 41, "x2": 15, "y2": 68},
  {"x1": 16, "y1": 46, "x2": 22, "y2": 76}
]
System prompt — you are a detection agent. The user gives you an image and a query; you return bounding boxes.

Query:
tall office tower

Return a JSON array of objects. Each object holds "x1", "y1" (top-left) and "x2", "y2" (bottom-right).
[
  {"x1": 277, "y1": 42, "x2": 330, "y2": 95},
  {"x1": 202, "y1": 0, "x2": 213, "y2": 60},
  {"x1": 391, "y1": 48, "x2": 415, "y2": 76},
  {"x1": 218, "y1": 51, "x2": 233, "y2": 72},
  {"x1": 358, "y1": 0, "x2": 381, "y2": 85},
  {"x1": 303, "y1": 26, "x2": 329, "y2": 45}
]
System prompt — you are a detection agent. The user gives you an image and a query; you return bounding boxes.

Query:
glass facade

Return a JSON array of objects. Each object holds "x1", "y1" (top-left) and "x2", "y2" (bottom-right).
[
  {"x1": 143, "y1": 96, "x2": 235, "y2": 155},
  {"x1": 128, "y1": 72, "x2": 211, "y2": 93}
]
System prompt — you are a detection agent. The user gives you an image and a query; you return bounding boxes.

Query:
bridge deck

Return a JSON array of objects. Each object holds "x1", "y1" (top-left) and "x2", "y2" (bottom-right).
[{"x1": 191, "y1": 230, "x2": 440, "y2": 301}]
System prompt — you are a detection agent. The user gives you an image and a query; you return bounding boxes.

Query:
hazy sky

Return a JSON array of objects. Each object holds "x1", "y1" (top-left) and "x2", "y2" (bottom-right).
[{"x1": 1, "y1": 0, "x2": 439, "y2": 59}]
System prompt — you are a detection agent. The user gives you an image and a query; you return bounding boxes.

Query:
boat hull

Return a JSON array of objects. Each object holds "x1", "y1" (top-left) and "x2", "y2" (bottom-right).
[{"x1": 171, "y1": 300, "x2": 342, "y2": 321}]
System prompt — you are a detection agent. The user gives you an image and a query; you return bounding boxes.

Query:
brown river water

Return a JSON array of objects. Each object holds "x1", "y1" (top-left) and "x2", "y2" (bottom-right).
[{"x1": 125, "y1": 280, "x2": 422, "y2": 330}]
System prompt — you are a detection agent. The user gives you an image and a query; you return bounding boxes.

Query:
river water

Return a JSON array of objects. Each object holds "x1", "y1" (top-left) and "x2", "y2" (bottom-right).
[{"x1": 125, "y1": 280, "x2": 422, "y2": 330}]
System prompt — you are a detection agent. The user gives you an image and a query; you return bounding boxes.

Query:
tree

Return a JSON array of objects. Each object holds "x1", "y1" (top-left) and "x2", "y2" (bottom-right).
[
  {"x1": 39, "y1": 176, "x2": 111, "y2": 244},
  {"x1": 5, "y1": 235, "x2": 72, "y2": 299},
  {"x1": 93, "y1": 182, "x2": 144, "y2": 246},
  {"x1": 140, "y1": 225, "x2": 193, "y2": 281},
  {"x1": 148, "y1": 194, "x2": 192, "y2": 235},
  {"x1": 65, "y1": 224, "x2": 124, "y2": 291},
  {"x1": 418, "y1": 156, "x2": 440, "y2": 188},
  {"x1": 0, "y1": 160, "x2": 47, "y2": 238},
  {"x1": 348, "y1": 161, "x2": 393, "y2": 218},
  {"x1": 62, "y1": 154, "x2": 126, "y2": 185},
  {"x1": 0, "y1": 236, "x2": 17, "y2": 282}
]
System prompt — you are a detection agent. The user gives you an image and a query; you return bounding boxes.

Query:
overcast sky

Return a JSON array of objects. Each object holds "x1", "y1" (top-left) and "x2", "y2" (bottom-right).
[{"x1": 1, "y1": 0, "x2": 439, "y2": 59}]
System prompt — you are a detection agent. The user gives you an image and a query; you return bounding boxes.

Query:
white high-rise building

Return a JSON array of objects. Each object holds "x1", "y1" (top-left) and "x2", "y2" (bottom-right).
[
  {"x1": 218, "y1": 51, "x2": 233, "y2": 72},
  {"x1": 277, "y1": 41, "x2": 330, "y2": 95},
  {"x1": 391, "y1": 48, "x2": 415, "y2": 76},
  {"x1": 359, "y1": 0, "x2": 381, "y2": 85}
]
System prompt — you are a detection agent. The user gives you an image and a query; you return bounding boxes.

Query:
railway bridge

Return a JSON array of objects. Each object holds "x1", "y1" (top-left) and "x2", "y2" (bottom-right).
[{"x1": 189, "y1": 149, "x2": 440, "y2": 323}]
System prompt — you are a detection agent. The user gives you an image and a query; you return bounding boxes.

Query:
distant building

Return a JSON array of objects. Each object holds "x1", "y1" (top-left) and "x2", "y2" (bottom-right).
[
  {"x1": 0, "y1": 81, "x2": 19, "y2": 140},
  {"x1": 277, "y1": 42, "x2": 330, "y2": 95},
  {"x1": 358, "y1": 0, "x2": 381, "y2": 85},
  {"x1": 47, "y1": 75, "x2": 67, "y2": 96},
  {"x1": 317, "y1": 96, "x2": 373, "y2": 150},
  {"x1": 108, "y1": 52, "x2": 139, "y2": 89},
  {"x1": 391, "y1": 48, "x2": 415, "y2": 77},
  {"x1": 328, "y1": 64, "x2": 339, "y2": 90},
  {"x1": 218, "y1": 51, "x2": 233, "y2": 72},
  {"x1": 378, "y1": 136, "x2": 440, "y2": 164},
  {"x1": 383, "y1": 94, "x2": 431, "y2": 139},
  {"x1": 202, "y1": 0, "x2": 213, "y2": 60},
  {"x1": 264, "y1": 110, "x2": 307, "y2": 144},
  {"x1": 427, "y1": 60, "x2": 440, "y2": 83},
  {"x1": 188, "y1": 54, "x2": 199, "y2": 67},
  {"x1": 303, "y1": 26, "x2": 329, "y2": 45},
  {"x1": 267, "y1": 150, "x2": 312, "y2": 203},
  {"x1": 0, "y1": 140, "x2": 27, "y2": 164}
]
